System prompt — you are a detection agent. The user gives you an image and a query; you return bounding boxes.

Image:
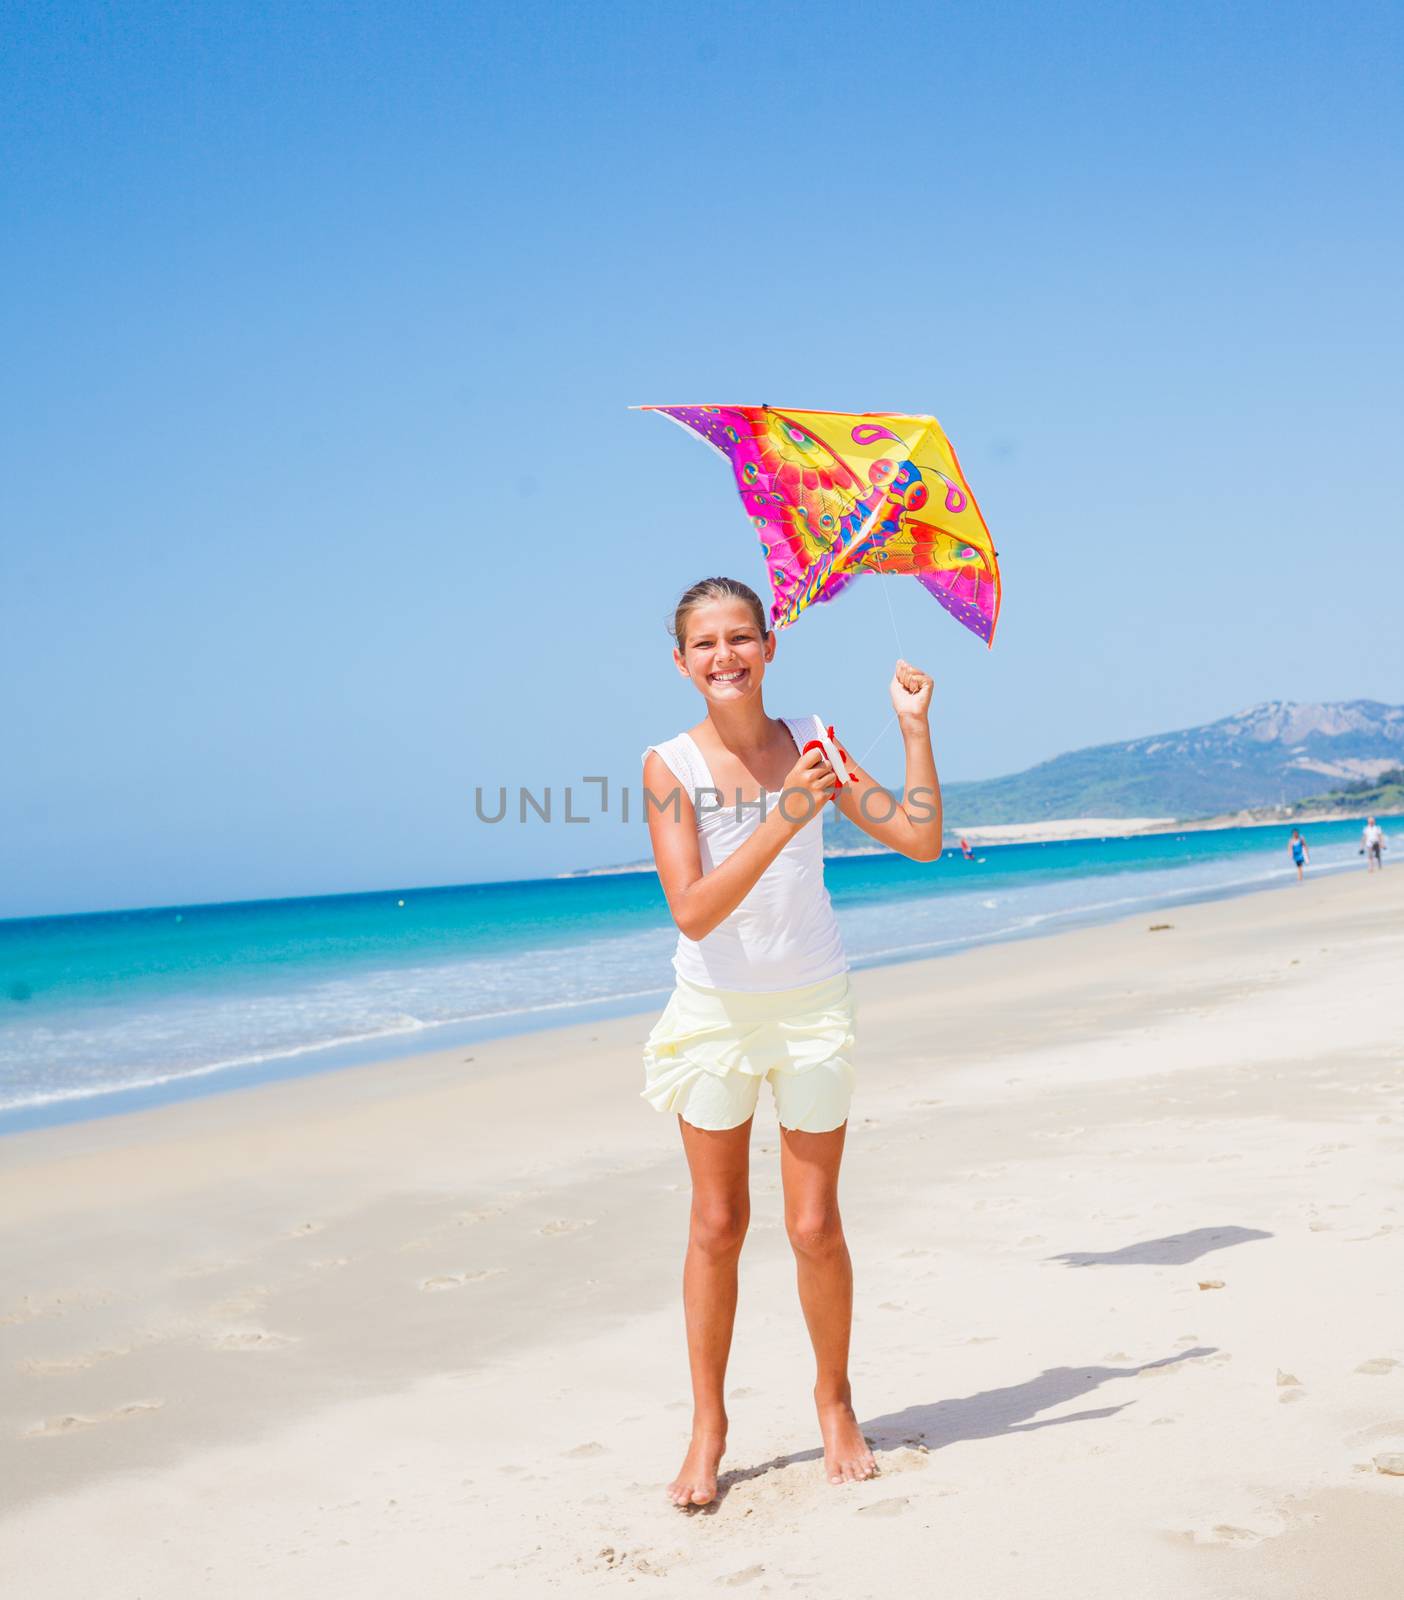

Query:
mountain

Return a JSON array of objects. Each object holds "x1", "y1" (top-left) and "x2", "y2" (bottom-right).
[
  {"x1": 827, "y1": 700, "x2": 1404, "y2": 838},
  {"x1": 1237, "y1": 765, "x2": 1404, "y2": 824}
]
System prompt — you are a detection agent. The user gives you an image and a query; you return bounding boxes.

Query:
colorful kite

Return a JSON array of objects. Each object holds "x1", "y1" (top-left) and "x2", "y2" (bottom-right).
[{"x1": 638, "y1": 405, "x2": 1000, "y2": 645}]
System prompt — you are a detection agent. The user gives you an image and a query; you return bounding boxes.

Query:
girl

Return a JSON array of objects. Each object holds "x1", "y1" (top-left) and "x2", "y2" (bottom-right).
[{"x1": 640, "y1": 575, "x2": 942, "y2": 1508}]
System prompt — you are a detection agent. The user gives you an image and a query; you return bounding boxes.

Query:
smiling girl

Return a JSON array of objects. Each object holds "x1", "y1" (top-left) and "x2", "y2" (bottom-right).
[{"x1": 640, "y1": 575, "x2": 941, "y2": 1507}]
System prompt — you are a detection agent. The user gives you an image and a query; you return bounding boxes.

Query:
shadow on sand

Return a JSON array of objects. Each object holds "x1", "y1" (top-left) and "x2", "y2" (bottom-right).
[
  {"x1": 1047, "y1": 1225, "x2": 1272, "y2": 1269},
  {"x1": 697, "y1": 1346, "x2": 1217, "y2": 1511}
]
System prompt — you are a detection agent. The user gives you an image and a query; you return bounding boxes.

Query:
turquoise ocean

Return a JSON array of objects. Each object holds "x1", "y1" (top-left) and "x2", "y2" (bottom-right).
[{"x1": 2, "y1": 815, "x2": 1395, "y2": 1134}]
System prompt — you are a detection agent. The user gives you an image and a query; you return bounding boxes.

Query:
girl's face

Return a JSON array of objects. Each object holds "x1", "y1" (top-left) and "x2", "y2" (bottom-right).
[{"x1": 674, "y1": 599, "x2": 774, "y2": 704}]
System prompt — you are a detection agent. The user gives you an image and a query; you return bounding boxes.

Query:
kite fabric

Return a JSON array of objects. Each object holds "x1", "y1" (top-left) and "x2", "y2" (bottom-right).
[{"x1": 638, "y1": 405, "x2": 1000, "y2": 645}]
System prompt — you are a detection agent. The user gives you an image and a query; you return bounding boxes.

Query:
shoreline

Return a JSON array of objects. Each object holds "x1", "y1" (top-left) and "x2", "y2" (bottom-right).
[
  {"x1": 562, "y1": 804, "x2": 1392, "y2": 872},
  {"x1": 4, "y1": 823, "x2": 1387, "y2": 1138},
  {"x1": 2, "y1": 868, "x2": 1401, "y2": 1596}
]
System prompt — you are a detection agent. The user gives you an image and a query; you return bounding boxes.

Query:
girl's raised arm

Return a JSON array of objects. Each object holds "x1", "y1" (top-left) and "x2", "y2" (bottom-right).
[{"x1": 832, "y1": 661, "x2": 943, "y2": 863}]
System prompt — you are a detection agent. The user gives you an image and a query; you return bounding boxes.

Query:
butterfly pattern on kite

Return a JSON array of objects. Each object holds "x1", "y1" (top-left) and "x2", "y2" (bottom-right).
[{"x1": 641, "y1": 405, "x2": 1000, "y2": 645}]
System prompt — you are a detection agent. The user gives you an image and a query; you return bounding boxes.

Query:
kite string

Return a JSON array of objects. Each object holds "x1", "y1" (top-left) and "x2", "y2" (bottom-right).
[
  {"x1": 853, "y1": 709, "x2": 897, "y2": 770},
  {"x1": 881, "y1": 574, "x2": 904, "y2": 659},
  {"x1": 787, "y1": 573, "x2": 901, "y2": 772},
  {"x1": 847, "y1": 577, "x2": 906, "y2": 770}
]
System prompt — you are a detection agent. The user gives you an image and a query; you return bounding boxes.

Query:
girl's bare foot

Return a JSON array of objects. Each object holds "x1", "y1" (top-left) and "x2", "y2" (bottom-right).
[
  {"x1": 667, "y1": 1424, "x2": 726, "y2": 1507},
  {"x1": 816, "y1": 1392, "x2": 877, "y2": 1484}
]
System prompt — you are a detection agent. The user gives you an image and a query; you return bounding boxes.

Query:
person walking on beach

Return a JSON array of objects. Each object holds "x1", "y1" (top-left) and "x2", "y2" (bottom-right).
[
  {"x1": 1288, "y1": 828, "x2": 1309, "y2": 881},
  {"x1": 1363, "y1": 816, "x2": 1386, "y2": 871},
  {"x1": 641, "y1": 576, "x2": 941, "y2": 1508}
]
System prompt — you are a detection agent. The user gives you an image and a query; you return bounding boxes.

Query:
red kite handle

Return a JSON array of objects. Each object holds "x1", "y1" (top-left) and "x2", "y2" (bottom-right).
[
  {"x1": 827, "y1": 726, "x2": 858, "y2": 781},
  {"x1": 801, "y1": 738, "x2": 845, "y2": 787}
]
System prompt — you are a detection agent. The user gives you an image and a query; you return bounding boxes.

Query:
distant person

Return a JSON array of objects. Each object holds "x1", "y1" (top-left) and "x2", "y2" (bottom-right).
[
  {"x1": 960, "y1": 835, "x2": 975, "y2": 860},
  {"x1": 1289, "y1": 828, "x2": 1309, "y2": 881},
  {"x1": 1363, "y1": 816, "x2": 1386, "y2": 872}
]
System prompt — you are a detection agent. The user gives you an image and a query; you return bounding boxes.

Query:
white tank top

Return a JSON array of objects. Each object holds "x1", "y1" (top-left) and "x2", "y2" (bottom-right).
[{"x1": 642, "y1": 714, "x2": 848, "y2": 993}]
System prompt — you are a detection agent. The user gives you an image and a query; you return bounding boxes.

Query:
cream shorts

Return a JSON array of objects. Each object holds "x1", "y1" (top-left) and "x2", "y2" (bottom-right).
[{"x1": 641, "y1": 971, "x2": 856, "y2": 1133}]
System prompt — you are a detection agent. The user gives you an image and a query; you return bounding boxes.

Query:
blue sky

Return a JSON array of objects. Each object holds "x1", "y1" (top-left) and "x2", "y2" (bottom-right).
[{"x1": 3, "y1": 0, "x2": 1402, "y2": 918}]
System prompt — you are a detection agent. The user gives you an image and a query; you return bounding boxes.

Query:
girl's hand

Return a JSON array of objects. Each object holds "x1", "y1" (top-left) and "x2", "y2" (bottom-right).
[
  {"x1": 778, "y1": 744, "x2": 838, "y2": 825},
  {"x1": 890, "y1": 658, "x2": 934, "y2": 723}
]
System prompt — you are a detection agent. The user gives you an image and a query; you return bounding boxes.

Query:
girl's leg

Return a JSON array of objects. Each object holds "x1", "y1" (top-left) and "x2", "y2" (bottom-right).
[
  {"x1": 779, "y1": 1122, "x2": 877, "y2": 1484},
  {"x1": 668, "y1": 1113, "x2": 754, "y2": 1507}
]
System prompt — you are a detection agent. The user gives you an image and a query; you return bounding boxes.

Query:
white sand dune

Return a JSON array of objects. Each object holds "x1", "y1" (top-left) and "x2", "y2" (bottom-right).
[
  {"x1": 952, "y1": 816, "x2": 1175, "y2": 843},
  {"x1": 1, "y1": 869, "x2": 1401, "y2": 1597}
]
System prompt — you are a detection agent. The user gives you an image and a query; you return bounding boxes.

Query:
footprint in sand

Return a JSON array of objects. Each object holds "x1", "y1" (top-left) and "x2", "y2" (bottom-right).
[
  {"x1": 22, "y1": 1344, "x2": 132, "y2": 1375},
  {"x1": 1344, "y1": 1420, "x2": 1404, "y2": 1454},
  {"x1": 1204, "y1": 1525, "x2": 1263, "y2": 1546},
  {"x1": 3, "y1": 1290, "x2": 116, "y2": 1324},
  {"x1": 857, "y1": 1497, "x2": 909, "y2": 1517},
  {"x1": 1139, "y1": 1357, "x2": 1190, "y2": 1380},
  {"x1": 419, "y1": 1270, "x2": 505, "y2": 1292},
  {"x1": 209, "y1": 1329, "x2": 295, "y2": 1351},
  {"x1": 562, "y1": 1441, "x2": 608, "y2": 1457},
  {"x1": 209, "y1": 1289, "x2": 270, "y2": 1318},
  {"x1": 539, "y1": 1219, "x2": 594, "y2": 1236},
  {"x1": 720, "y1": 1566, "x2": 765, "y2": 1586},
  {"x1": 282, "y1": 1221, "x2": 325, "y2": 1239},
  {"x1": 26, "y1": 1400, "x2": 162, "y2": 1438},
  {"x1": 594, "y1": 1547, "x2": 668, "y2": 1577},
  {"x1": 1355, "y1": 1358, "x2": 1401, "y2": 1375},
  {"x1": 1, "y1": 1300, "x2": 44, "y2": 1326},
  {"x1": 179, "y1": 1259, "x2": 247, "y2": 1279}
]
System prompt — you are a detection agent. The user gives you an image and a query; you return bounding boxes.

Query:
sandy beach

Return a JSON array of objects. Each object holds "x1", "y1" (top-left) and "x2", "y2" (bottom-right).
[{"x1": 2, "y1": 867, "x2": 1401, "y2": 1597}]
